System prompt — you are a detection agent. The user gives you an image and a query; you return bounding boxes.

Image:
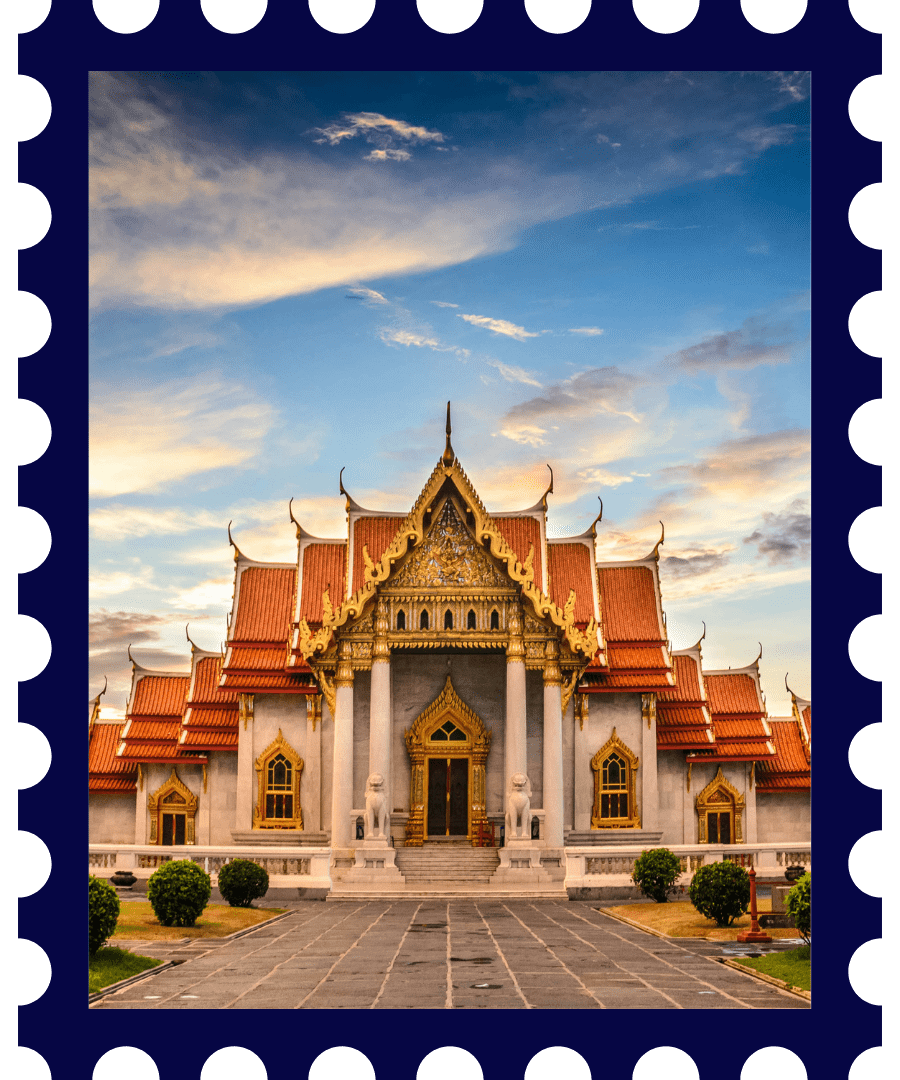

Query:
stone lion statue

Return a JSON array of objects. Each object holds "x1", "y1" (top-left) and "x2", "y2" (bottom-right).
[
  {"x1": 505, "y1": 772, "x2": 532, "y2": 839},
  {"x1": 364, "y1": 773, "x2": 389, "y2": 840}
]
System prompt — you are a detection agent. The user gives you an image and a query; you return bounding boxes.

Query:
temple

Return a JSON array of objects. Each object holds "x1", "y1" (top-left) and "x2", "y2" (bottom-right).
[{"x1": 89, "y1": 409, "x2": 810, "y2": 897}]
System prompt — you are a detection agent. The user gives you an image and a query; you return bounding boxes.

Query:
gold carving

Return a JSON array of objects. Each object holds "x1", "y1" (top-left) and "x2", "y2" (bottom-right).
[
  {"x1": 253, "y1": 729, "x2": 303, "y2": 830},
  {"x1": 695, "y1": 767, "x2": 745, "y2": 843},
  {"x1": 404, "y1": 675, "x2": 492, "y2": 847},
  {"x1": 239, "y1": 693, "x2": 254, "y2": 731},
  {"x1": 307, "y1": 695, "x2": 322, "y2": 731},
  {"x1": 362, "y1": 544, "x2": 376, "y2": 580},
  {"x1": 590, "y1": 728, "x2": 641, "y2": 829},
  {"x1": 543, "y1": 639, "x2": 562, "y2": 686},
  {"x1": 372, "y1": 596, "x2": 390, "y2": 661},
  {"x1": 335, "y1": 639, "x2": 354, "y2": 687},
  {"x1": 316, "y1": 670, "x2": 336, "y2": 719},
  {"x1": 148, "y1": 768, "x2": 198, "y2": 845},
  {"x1": 574, "y1": 692, "x2": 588, "y2": 731},
  {"x1": 322, "y1": 585, "x2": 333, "y2": 624},
  {"x1": 393, "y1": 499, "x2": 509, "y2": 589},
  {"x1": 506, "y1": 602, "x2": 525, "y2": 663},
  {"x1": 561, "y1": 670, "x2": 581, "y2": 716},
  {"x1": 202, "y1": 764, "x2": 208, "y2": 794},
  {"x1": 137, "y1": 762, "x2": 143, "y2": 792},
  {"x1": 642, "y1": 692, "x2": 657, "y2": 730}
]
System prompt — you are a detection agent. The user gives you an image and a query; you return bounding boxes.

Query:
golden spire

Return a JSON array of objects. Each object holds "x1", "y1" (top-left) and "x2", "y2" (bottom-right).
[
  {"x1": 442, "y1": 401, "x2": 455, "y2": 466},
  {"x1": 227, "y1": 520, "x2": 242, "y2": 562}
]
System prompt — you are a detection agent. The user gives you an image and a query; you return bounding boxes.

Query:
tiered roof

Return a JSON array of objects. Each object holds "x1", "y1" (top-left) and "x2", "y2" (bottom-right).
[
  {"x1": 89, "y1": 684, "x2": 137, "y2": 793},
  {"x1": 116, "y1": 659, "x2": 200, "y2": 764},
  {"x1": 686, "y1": 655, "x2": 775, "y2": 764},
  {"x1": 655, "y1": 644, "x2": 715, "y2": 750},
  {"x1": 755, "y1": 679, "x2": 811, "y2": 792},
  {"x1": 178, "y1": 647, "x2": 240, "y2": 752}
]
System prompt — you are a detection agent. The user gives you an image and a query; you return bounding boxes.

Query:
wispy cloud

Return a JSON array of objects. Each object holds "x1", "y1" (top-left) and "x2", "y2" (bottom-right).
[
  {"x1": 90, "y1": 373, "x2": 275, "y2": 497},
  {"x1": 575, "y1": 467, "x2": 635, "y2": 488},
  {"x1": 378, "y1": 327, "x2": 469, "y2": 360},
  {"x1": 89, "y1": 564, "x2": 158, "y2": 598},
  {"x1": 663, "y1": 316, "x2": 795, "y2": 373},
  {"x1": 90, "y1": 506, "x2": 224, "y2": 542},
  {"x1": 743, "y1": 499, "x2": 810, "y2": 565},
  {"x1": 365, "y1": 149, "x2": 412, "y2": 162},
  {"x1": 596, "y1": 133, "x2": 621, "y2": 148},
  {"x1": 346, "y1": 286, "x2": 390, "y2": 305},
  {"x1": 313, "y1": 112, "x2": 445, "y2": 152},
  {"x1": 569, "y1": 327, "x2": 604, "y2": 336},
  {"x1": 432, "y1": 300, "x2": 459, "y2": 308},
  {"x1": 486, "y1": 360, "x2": 542, "y2": 388},
  {"x1": 459, "y1": 314, "x2": 541, "y2": 341},
  {"x1": 167, "y1": 577, "x2": 234, "y2": 612}
]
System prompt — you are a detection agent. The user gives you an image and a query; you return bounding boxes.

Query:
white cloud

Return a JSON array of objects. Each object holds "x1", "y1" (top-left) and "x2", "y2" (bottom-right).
[
  {"x1": 486, "y1": 360, "x2": 542, "y2": 388},
  {"x1": 575, "y1": 467, "x2": 634, "y2": 488},
  {"x1": 314, "y1": 112, "x2": 445, "y2": 149},
  {"x1": 90, "y1": 374, "x2": 276, "y2": 497},
  {"x1": 365, "y1": 149, "x2": 412, "y2": 162},
  {"x1": 596, "y1": 133, "x2": 622, "y2": 148},
  {"x1": 346, "y1": 286, "x2": 390, "y2": 305},
  {"x1": 569, "y1": 327, "x2": 604, "y2": 336},
  {"x1": 458, "y1": 314, "x2": 541, "y2": 341},
  {"x1": 379, "y1": 328, "x2": 442, "y2": 350},
  {"x1": 89, "y1": 565, "x2": 158, "y2": 598},
  {"x1": 432, "y1": 301, "x2": 459, "y2": 308},
  {"x1": 90, "y1": 506, "x2": 224, "y2": 542},
  {"x1": 500, "y1": 424, "x2": 548, "y2": 447},
  {"x1": 167, "y1": 577, "x2": 234, "y2": 612}
]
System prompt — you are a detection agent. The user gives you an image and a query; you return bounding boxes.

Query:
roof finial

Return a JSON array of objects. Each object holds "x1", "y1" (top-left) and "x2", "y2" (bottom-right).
[
  {"x1": 127, "y1": 644, "x2": 136, "y2": 667},
  {"x1": 691, "y1": 621, "x2": 707, "y2": 651},
  {"x1": 442, "y1": 401, "x2": 455, "y2": 466},
  {"x1": 754, "y1": 642, "x2": 763, "y2": 665},
  {"x1": 94, "y1": 675, "x2": 108, "y2": 702},
  {"x1": 339, "y1": 467, "x2": 348, "y2": 498},
  {"x1": 186, "y1": 624, "x2": 199, "y2": 653},
  {"x1": 289, "y1": 497, "x2": 300, "y2": 531},
  {"x1": 651, "y1": 521, "x2": 665, "y2": 559},
  {"x1": 227, "y1": 520, "x2": 242, "y2": 562}
]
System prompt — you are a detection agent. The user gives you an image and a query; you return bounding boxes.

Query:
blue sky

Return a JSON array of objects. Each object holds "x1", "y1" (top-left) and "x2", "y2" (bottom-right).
[{"x1": 89, "y1": 70, "x2": 810, "y2": 715}]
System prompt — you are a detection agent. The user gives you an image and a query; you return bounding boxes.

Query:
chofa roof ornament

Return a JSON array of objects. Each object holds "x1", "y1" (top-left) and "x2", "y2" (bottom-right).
[
  {"x1": 442, "y1": 401, "x2": 455, "y2": 467},
  {"x1": 227, "y1": 520, "x2": 242, "y2": 562}
]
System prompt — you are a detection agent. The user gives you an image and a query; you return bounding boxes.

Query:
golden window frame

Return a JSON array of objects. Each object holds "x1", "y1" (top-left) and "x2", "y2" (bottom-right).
[
  {"x1": 590, "y1": 727, "x2": 641, "y2": 829},
  {"x1": 695, "y1": 766, "x2": 744, "y2": 843},
  {"x1": 148, "y1": 767, "x2": 198, "y2": 845},
  {"x1": 253, "y1": 728, "x2": 304, "y2": 830}
]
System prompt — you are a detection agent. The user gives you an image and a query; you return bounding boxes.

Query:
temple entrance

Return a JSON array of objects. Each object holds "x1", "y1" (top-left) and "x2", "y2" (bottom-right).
[
  {"x1": 160, "y1": 811, "x2": 186, "y2": 846},
  {"x1": 426, "y1": 756, "x2": 469, "y2": 837}
]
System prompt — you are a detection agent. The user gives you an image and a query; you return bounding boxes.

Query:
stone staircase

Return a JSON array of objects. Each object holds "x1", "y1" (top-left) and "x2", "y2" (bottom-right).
[{"x1": 328, "y1": 841, "x2": 566, "y2": 900}]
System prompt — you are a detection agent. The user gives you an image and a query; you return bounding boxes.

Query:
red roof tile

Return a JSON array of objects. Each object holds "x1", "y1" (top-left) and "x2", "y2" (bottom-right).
[
  {"x1": 713, "y1": 718, "x2": 771, "y2": 741},
  {"x1": 657, "y1": 728, "x2": 715, "y2": 748},
  {"x1": 756, "y1": 719, "x2": 810, "y2": 791},
  {"x1": 705, "y1": 672, "x2": 763, "y2": 716},
  {"x1": 221, "y1": 670, "x2": 315, "y2": 691},
  {"x1": 180, "y1": 729, "x2": 238, "y2": 750},
  {"x1": 300, "y1": 543, "x2": 347, "y2": 621},
  {"x1": 547, "y1": 542, "x2": 595, "y2": 623},
  {"x1": 597, "y1": 671, "x2": 673, "y2": 689},
  {"x1": 183, "y1": 707, "x2": 238, "y2": 729},
  {"x1": 688, "y1": 741, "x2": 774, "y2": 761},
  {"x1": 123, "y1": 718, "x2": 184, "y2": 742},
  {"x1": 131, "y1": 675, "x2": 189, "y2": 716},
  {"x1": 89, "y1": 723, "x2": 137, "y2": 793},
  {"x1": 658, "y1": 654, "x2": 705, "y2": 703},
  {"x1": 498, "y1": 517, "x2": 544, "y2": 593},
  {"x1": 225, "y1": 646, "x2": 288, "y2": 671},
  {"x1": 231, "y1": 566, "x2": 295, "y2": 642},
  {"x1": 607, "y1": 646, "x2": 669, "y2": 671},
  {"x1": 351, "y1": 517, "x2": 405, "y2": 592},
  {"x1": 657, "y1": 705, "x2": 710, "y2": 727},
  {"x1": 802, "y1": 705, "x2": 811, "y2": 732},
  {"x1": 597, "y1": 565, "x2": 664, "y2": 642},
  {"x1": 190, "y1": 655, "x2": 237, "y2": 702}
]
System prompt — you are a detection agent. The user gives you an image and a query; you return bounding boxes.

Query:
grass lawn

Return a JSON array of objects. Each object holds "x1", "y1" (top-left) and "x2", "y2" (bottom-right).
[
  {"x1": 90, "y1": 946, "x2": 161, "y2": 994},
  {"x1": 604, "y1": 901, "x2": 802, "y2": 941},
  {"x1": 112, "y1": 902, "x2": 285, "y2": 941},
  {"x1": 735, "y1": 945, "x2": 811, "y2": 991}
]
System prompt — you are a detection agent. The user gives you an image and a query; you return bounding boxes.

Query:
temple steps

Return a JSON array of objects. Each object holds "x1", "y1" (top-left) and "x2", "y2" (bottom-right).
[
  {"x1": 327, "y1": 887, "x2": 565, "y2": 900},
  {"x1": 394, "y1": 845, "x2": 501, "y2": 884}
]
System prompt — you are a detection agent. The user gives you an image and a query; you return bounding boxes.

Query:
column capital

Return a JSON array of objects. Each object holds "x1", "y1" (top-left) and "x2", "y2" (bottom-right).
[
  {"x1": 372, "y1": 595, "x2": 390, "y2": 662},
  {"x1": 506, "y1": 600, "x2": 525, "y2": 663},
  {"x1": 335, "y1": 638, "x2": 355, "y2": 687},
  {"x1": 542, "y1": 639, "x2": 562, "y2": 685}
]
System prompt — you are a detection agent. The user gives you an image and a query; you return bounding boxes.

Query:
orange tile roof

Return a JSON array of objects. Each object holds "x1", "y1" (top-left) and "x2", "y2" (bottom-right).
[
  {"x1": 756, "y1": 719, "x2": 810, "y2": 791},
  {"x1": 183, "y1": 707, "x2": 238, "y2": 729},
  {"x1": 351, "y1": 517, "x2": 405, "y2": 592},
  {"x1": 131, "y1": 675, "x2": 190, "y2": 716},
  {"x1": 225, "y1": 646, "x2": 288, "y2": 671},
  {"x1": 180, "y1": 728, "x2": 238, "y2": 750},
  {"x1": 180, "y1": 655, "x2": 240, "y2": 750},
  {"x1": 607, "y1": 646, "x2": 669, "y2": 671},
  {"x1": 89, "y1": 723, "x2": 137, "y2": 793},
  {"x1": 231, "y1": 566, "x2": 296, "y2": 642},
  {"x1": 656, "y1": 705, "x2": 710, "y2": 727},
  {"x1": 713, "y1": 718, "x2": 771, "y2": 741},
  {"x1": 221, "y1": 670, "x2": 316, "y2": 691},
  {"x1": 547, "y1": 542, "x2": 595, "y2": 623},
  {"x1": 658, "y1": 654, "x2": 705, "y2": 703},
  {"x1": 190, "y1": 655, "x2": 237, "y2": 702},
  {"x1": 596, "y1": 565, "x2": 664, "y2": 642},
  {"x1": 688, "y1": 741, "x2": 774, "y2": 761},
  {"x1": 300, "y1": 543, "x2": 347, "y2": 621},
  {"x1": 657, "y1": 728, "x2": 715, "y2": 748},
  {"x1": 498, "y1": 516, "x2": 544, "y2": 594},
  {"x1": 705, "y1": 672, "x2": 764, "y2": 716},
  {"x1": 124, "y1": 718, "x2": 183, "y2": 741},
  {"x1": 598, "y1": 671, "x2": 673, "y2": 689},
  {"x1": 118, "y1": 739, "x2": 202, "y2": 761},
  {"x1": 802, "y1": 705, "x2": 811, "y2": 733}
]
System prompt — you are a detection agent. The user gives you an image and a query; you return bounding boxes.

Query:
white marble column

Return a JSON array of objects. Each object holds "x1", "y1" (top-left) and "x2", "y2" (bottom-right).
[
  {"x1": 330, "y1": 639, "x2": 355, "y2": 849},
  {"x1": 745, "y1": 763, "x2": 758, "y2": 844},
  {"x1": 505, "y1": 602, "x2": 527, "y2": 784},
  {"x1": 542, "y1": 640, "x2": 564, "y2": 847},
  {"x1": 196, "y1": 765, "x2": 211, "y2": 844},
  {"x1": 573, "y1": 694, "x2": 592, "y2": 831},
  {"x1": 305, "y1": 696, "x2": 322, "y2": 832},
  {"x1": 134, "y1": 767, "x2": 148, "y2": 844},
  {"x1": 368, "y1": 597, "x2": 392, "y2": 819},
  {"x1": 683, "y1": 760, "x2": 696, "y2": 844},
  {"x1": 234, "y1": 693, "x2": 255, "y2": 833},
  {"x1": 641, "y1": 693, "x2": 659, "y2": 831}
]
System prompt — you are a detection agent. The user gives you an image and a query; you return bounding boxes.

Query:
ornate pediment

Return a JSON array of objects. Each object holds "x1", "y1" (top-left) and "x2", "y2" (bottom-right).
[{"x1": 391, "y1": 499, "x2": 510, "y2": 590}]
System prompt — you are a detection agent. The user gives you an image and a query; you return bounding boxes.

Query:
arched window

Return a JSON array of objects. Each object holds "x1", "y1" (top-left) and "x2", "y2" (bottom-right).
[
  {"x1": 444, "y1": 609, "x2": 453, "y2": 630},
  {"x1": 696, "y1": 768, "x2": 745, "y2": 844},
  {"x1": 396, "y1": 609, "x2": 406, "y2": 630},
  {"x1": 254, "y1": 729, "x2": 304, "y2": 829},
  {"x1": 467, "y1": 609, "x2": 476, "y2": 629},
  {"x1": 490, "y1": 609, "x2": 500, "y2": 630},
  {"x1": 420, "y1": 609, "x2": 429, "y2": 630},
  {"x1": 148, "y1": 768, "x2": 198, "y2": 846},
  {"x1": 591, "y1": 728, "x2": 640, "y2": 829}
]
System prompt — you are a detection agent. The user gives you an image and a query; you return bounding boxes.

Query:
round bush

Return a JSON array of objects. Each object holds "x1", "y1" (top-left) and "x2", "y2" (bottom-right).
[
  {"x1": 631, "y1": 848, "x2": 682, "y2": 903},
  {"x1": 785, "y1": 871, "x2": 810, "y2": 943},
  {"x1": 689, "y1": 860, "x2": 750, "y2": 927},
  {"x1": 217, "y1": 859, "x2": 269, "y2": 908},
  {"x1": 89, "y1": 875, "x2": 121, "y2": 955},
  {"x1": 147, "y1": 859, "x2": 211, "y2": 927}
]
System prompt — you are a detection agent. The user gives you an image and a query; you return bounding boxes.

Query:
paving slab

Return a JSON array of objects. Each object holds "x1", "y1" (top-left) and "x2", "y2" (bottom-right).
[{"x1": 91, "y1": 899, "x2": 810, "y2": 1010}]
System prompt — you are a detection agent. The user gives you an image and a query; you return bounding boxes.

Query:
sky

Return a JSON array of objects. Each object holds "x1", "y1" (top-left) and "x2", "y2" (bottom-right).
[{"x1": 89, "y1": 70, "x2": 811, "y2": 718}]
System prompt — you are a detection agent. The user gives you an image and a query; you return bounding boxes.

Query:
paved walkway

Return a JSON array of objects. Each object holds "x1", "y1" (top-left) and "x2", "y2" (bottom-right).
[{"x1": 94, "y1": 900, "x2": 809, "y2": 1010}]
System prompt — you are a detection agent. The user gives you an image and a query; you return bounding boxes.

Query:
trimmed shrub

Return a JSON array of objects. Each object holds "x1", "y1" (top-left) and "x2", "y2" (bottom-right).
[
  {"x1": 89, "y1": 875, "x2": 121, "y2": 955},
  {"x1": 217, "y1": 859, "x2": 269, "y2": 908},
  {"x1": 785, "y1": 871, "x2": 811, "y2": 943},
  {"x1": 147, "y1": 859, "x2": 211, "y2": 927},
  {"x1": 631, "y1": 847, "x2": 682, "y2": 903},
  {"x1": 689, "y1": 860, "x2": 750, "y2": 927}
]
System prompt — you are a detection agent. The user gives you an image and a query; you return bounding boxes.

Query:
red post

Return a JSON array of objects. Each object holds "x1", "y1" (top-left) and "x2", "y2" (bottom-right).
[{"x1": 737, "y1": 865, "x2": 773, "y2": 943}]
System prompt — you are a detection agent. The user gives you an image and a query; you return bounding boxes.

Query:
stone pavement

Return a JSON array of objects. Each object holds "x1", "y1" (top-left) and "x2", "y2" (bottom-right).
[{"x1": 93, "y1": 900, "x2": 809, "y2": 1010}]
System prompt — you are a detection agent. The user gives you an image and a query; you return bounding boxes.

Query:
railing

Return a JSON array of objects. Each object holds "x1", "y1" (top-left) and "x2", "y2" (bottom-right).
[
  {"x1": 89, "y1": 844, "x2": 332, "y2": 889},
  {"x1": 566, "y1": 842, "x2": 810, "y2": 889}
]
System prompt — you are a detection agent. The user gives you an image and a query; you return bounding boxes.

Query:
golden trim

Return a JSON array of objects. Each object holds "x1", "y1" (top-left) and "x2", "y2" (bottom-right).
[
  {"x1": 542, "y1": 639, "x2": 562, "y2": 685},
  {"x1": 574, "y1": 693, "x2": 588, "y2": 732},
  {"x1": 253, "y1": 728, "x2": 304, "y2": 830},
  {"x1": 307, "y1": 694, "x2": 322, "y2": 732},
  {"x1": 695, "y1": 767, "x2": 745, "y2": 843},
  {"x1": 404, "y1": 675, "x2": 491, "y2": 846},
  {"x1": 202, "y1": 764, "x2": 208, "y2": 794},
  {"x1": 239, "y1": 693, "x2": 254, "y2": 731},
  {"x1": 316, "y1": 670, "x2": 336, "y2": 718},
  {"x1": 687, "y1": 761, "x2": 692, "y2": 793},
  {"x1": 334, "y1": 639, "x2": 354, "y2": 687},
  {"x1": 642, "y1": 692, "x2": 656, "y2": 730},
  {"x1": 148, "y1": 768, "x2": 198, "y2": 845},
  {"x1": 137, "y1": 762, "x2": 143, "y2": 792},
  {"x1": 590, "y1": 727, "x2": 641, "y2": 829},
  {"x1": 749, "y1": 760, "x2": 755, "y2": 790},
  {"x1": 561, "y1": 670, "x2": 581, "y2": 716}
]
